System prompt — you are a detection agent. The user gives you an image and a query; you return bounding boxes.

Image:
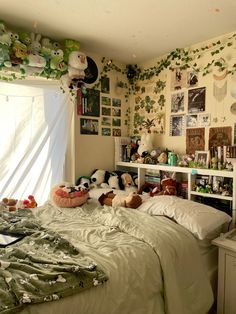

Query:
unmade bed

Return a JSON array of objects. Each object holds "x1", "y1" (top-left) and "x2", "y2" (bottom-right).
[{"x1": 0, "y1": 194, "x2": 231, "y2": 314}]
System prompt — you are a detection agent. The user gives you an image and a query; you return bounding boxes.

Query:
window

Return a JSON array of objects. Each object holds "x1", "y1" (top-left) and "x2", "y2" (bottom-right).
[{"x1": 0, "y1": 81, "x2": 73, "y2": 205}]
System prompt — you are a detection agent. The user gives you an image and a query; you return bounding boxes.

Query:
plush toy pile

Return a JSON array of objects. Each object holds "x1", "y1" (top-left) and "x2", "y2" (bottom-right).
[
  {"x1": 98, "y1": 191, "x2": 142, "y2": 209},
  {"x1": 0, "y1": 195, "x2": 37, "y2": 211},
  {"x1": 51, "y1": 184, "x2": 89, "y2": 208}
]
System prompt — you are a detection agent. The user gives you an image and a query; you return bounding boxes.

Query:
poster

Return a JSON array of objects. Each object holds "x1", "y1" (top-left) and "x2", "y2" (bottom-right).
[
  {"x1": 188, "y1": 87, "x2": 206, "y2": 113},
  {"x1": 78, "y1": 88, "x2": 100, "y2": 117},
  {"x1": 208, "y1": 127, "x2": 232, "y2": 149},
  {"x1": 186, "y1": 128, "x2": 205, "y2": 154}
]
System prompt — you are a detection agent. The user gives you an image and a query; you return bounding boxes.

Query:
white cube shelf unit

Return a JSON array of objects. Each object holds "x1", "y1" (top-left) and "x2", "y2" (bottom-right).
[{"x1": 116, "y1": 161, "x2": 236, "y2": 224}]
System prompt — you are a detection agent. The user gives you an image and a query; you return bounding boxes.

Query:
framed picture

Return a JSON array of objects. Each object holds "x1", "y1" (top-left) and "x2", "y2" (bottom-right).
[
  {"x1": 195, "y1": 150, "x2": 209, "y2": 168},
  {"x1": 101, "y1": 128, "x2": 111, "y2": 136},
  {"x1": 209, "y1": 126, "x2": 232, "y2": 149},
  {"x1": 101, "y1": 117, "x2": 111, "y2": 126},
  {"x1": 186, "y1": 114, "x2": 198, "y2": 128},
  {"x1": 101, "y1": 76, "x2": 110, "y2": 93},
  {"x1": 78, "y1": 88, "x2": 100, "y2": 117},
  {"x1": 112, "y1": 108, "x2": 121, "y2": 117},
  {"x1": 171, "y1": 92, "x2": 184, "y2": 113},
  {"x1": 187, "y1": 71, "x2": 198, "y2": 87},
  {"x1": 101, "y1": 96, "x2": 111, "y2": 106},
  {"x1": 188, "y1": 87, "x2": 206, "y2": 113},
  {"x1": 198, "y1": 113, "x2": 211, "y2": 127},
  {"x1": 80, "y1": 118, "x2": 99, "y2": 135},
  {"x1": 170, "y1": 115, "x2": 184, "y2": 136},
  {"x1": 112, "y1": 98, "x2": 121, "y2": 107},
  {"x1": 186, "y1": 128, "x2": 205, "y2": 154}
]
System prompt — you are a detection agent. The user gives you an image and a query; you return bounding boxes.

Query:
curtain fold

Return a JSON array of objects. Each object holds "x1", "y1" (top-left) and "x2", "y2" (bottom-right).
[{"x1": 0, "y1": 81, "x2": 74, "y2": 205}]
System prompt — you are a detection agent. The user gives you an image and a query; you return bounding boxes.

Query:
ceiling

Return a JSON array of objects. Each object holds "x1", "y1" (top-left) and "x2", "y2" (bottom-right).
[{"x1": 1, "y1": 0, "x2": 236, "y2": 64}]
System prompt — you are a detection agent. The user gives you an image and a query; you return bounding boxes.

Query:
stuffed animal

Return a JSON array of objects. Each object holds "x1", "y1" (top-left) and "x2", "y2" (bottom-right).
[
  {"x1": 120, "y1": 172, "x2": 137, "y2": 192},
  {"x1": 106, "y1": 172, "x2": 122, "y2": 190},
  {"x1": 90, "y1": 169, "x2": 110, "y2": 188},
  {"x1": 98, "y1": 191, "x2": 142, "y2": 209},
  {"x1": 21, "y1": 195, "x2": 38, "y2": 209},
  {"x1": 137, "y1": 134, "x2": 153, "y2": 158},
  {"x1": 76, "y1": 176, "x2": 91, "y2": 191},
  {"x1": 1, "y1": 198, "x2": 18, "y2": 211},
  {"x1": 50, "y1": 184, "x2": 89, "y2": 208},
  {"x1": 158, "y1": 178, "x2": 177, "y2": 196}
]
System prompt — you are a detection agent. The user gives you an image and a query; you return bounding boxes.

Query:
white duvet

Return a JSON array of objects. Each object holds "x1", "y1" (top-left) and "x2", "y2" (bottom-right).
[{"x1": 19, "y1": 200, "x2": 213, "y2": 314}]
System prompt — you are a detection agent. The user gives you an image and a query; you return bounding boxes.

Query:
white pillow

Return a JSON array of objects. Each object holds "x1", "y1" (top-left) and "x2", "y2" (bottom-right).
[{"x1": 139, "y1": 195, "x2": 232, "y2": 240}]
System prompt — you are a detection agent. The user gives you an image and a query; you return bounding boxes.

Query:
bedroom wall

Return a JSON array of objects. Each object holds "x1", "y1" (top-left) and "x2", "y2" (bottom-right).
[
  {"x1": 129, "y1": 31, "x2": 236, "y2": 154},
  {"x1": 75, "y1": 52, "x2": 129, "y2": 179},
  {"x1": 76, "y1": 31, "x2": 236, "y2": 179}
]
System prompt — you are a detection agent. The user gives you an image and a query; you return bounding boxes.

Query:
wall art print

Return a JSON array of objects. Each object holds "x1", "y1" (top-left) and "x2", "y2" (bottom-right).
[
  {"x1": 186, "y1": 114, "x2": 198, "y2": 128},
  {"x1": 171, "y1": 68, "x2": 187, "y2": 91},
  {"x1": 188, "y1": 87, "x2": 206, "y2": 113},
  {"x1": 170, "y1": 115, "x2": 185, "y2": 136},
  {"x1": 208, "y1": 127, "x2": 232, "y2": 149},
  {"x1": 78, "y1": 88, "x2": 100, "y2": 117},
  {"x1": 132, "y1": 76, "x2": 166, "y2": 135},
  {"x1": 186, "y1": 128, "x2": 205, "y2": 154},
  {"x1": 171, "y1": 92, "x2": 185, "y2": 113},
  {"x1": 80, "y1": 118, "x2": 99, "y2": 135}
]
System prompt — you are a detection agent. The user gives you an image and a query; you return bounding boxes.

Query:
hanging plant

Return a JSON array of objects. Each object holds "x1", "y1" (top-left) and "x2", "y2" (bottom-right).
[
  {"x1": 154, "y1": 80, "x2": 166, "y2": 93},
  {"x1": 139, "y1": 95, "x2": 156, "y2": 113}
]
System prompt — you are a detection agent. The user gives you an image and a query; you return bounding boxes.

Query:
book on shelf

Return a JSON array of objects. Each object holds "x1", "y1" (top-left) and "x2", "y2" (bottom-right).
[{"x1": 114, "y1": 137, "x2": 131, "y2": 163}]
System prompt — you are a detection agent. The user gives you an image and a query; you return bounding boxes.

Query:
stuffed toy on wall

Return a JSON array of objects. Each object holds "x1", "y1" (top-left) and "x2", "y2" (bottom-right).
[{"x1": 98, "y1": 191, "x2": 142, "y2": 209}]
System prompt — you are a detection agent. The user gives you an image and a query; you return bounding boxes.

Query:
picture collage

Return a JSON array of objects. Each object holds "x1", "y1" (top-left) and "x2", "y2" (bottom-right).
[{"x1": 78, "y1": 76, "x2": 122, "y2": 136}]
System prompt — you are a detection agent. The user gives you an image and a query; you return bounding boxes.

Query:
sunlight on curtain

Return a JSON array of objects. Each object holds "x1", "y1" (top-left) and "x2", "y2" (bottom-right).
[{"x1": 0, "y1": 81, "x2": 73, "y2": 205}]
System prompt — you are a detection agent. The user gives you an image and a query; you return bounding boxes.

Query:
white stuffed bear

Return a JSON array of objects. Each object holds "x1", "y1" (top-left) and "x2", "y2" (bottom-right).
[
  {"x1": 137, "y1": 134, "x2": 153, "y2": 157},
  {"x1": 68, "y1": 51, "x2": 88, "y2": 80}
]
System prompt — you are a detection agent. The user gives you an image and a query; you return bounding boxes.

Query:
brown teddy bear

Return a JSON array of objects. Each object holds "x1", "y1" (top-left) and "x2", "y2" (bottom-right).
[
  {"x1": 1, "y1": 198, "x2": 18, "y2": 211},
  {"x1": 158, "y1": 178, "x2": 177, "y2": 196},
  {"x1": 98, "y1": 191, "x2": 142, "y2": 209}
]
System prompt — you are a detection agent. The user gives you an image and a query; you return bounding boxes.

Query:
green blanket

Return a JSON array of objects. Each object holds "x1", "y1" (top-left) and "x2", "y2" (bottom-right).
[{"x1": 0, "y1": 209, "x2": 107, "y2": 314}]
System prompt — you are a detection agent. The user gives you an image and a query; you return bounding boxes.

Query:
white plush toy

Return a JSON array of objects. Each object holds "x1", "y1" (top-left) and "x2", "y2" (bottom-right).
[
  {"x1": 137, "y1": 134, "x2": 153, "y2": 157},
  {"x1": 68, "y1": 51, "x2": 88, "y2": 80}
]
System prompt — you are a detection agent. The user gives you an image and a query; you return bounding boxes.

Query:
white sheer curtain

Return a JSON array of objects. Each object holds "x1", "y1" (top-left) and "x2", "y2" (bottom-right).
[{"x1": 0, "y1": 81, "x2": 74, "y2": 205}]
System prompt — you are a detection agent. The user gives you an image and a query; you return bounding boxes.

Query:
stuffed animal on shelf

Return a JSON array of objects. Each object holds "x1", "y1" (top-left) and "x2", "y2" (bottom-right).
[
  {"x1": 137, "y1": 133, "x2": 153, "y2": 159},
  {"x1": 98, "y1": 191, "x2": 142, "y2": 209},
  {"x1": 158, "y1": 178, "x2": 177, "y2": 196},
  {"x1": 90, "y1": 169, "x2": 110, "y2": 188}
]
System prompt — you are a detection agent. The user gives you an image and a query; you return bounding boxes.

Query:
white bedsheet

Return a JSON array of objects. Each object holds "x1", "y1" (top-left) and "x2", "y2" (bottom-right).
[{"x1": 19, "y1": 200, "x2": 213, "y2": 314}]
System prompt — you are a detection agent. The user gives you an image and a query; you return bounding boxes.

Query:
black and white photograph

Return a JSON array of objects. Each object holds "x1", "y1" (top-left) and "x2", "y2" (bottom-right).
[
  {"x1": 80, "y1": 118, "x2": 99, "y2": 135},
  {"x1": 170, "y1": 115, "x2": 184, "y2": 136},
  {"x1": 188, "y1": 87, "x2": 206, "y2": 113},
  {"x1": 171, "y1": 92, "x2": 184, "y2": 113},
  {"x1": 171, "y1": 68, "x2": 186, "y2": 91},
  {"x1": 186, "y1": 114, "x2": 198, "y2": 128},
  {"x1": 187, "y1": 71, "x2": 198, "y2": 87},
  {"x1": 198, "y1": 113, "x2": 211, "y2": 127}
]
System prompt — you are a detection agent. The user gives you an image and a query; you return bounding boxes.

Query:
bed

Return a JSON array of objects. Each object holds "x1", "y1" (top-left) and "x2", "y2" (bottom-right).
[{"x1": 0, "y1": 191, "x2": 231, "y2": 314}]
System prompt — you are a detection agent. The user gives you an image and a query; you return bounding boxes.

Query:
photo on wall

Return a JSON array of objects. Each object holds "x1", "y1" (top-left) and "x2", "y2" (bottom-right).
[
  {"x1": 112, "y1": 118, "x2": 121, "y2": 127},
  {"x1": 102, "y1": 128, "x2": 111, "y2": 136},
  {"x1": 171, "y1": 68, "x2": 187, "y2": 91},
  {"x1": 80, "y1": 118, "x2": 99, "y2": 135},
  {"x1": 208, "y1": 126, "x2": 232, "y2": 148},
  {"x1": 101, "y1": 76, "x2": 110, "y2": 93},
  {"x1": 79, "y1": 88, "x2": 100, "y2": 117},
  {"x1": 187, "y1": 71, "x2": 198, "y2": 87},
  {"x1": 170, "y1": 115, "x2": 185, "y2": 136},
  {"x1": 101, "y1": 117, "x2": 111, "y2": 126},
  {"x1": 102, "y1": 107, "x2": 111, "y2": 116},
  {"x1": 101, "y1": 96, "x2": 111, "y2": 106},
  {"x1": 188, "y1": 87, "x2": 206, "y2": 113},
  {"x1": 198, "y1": 113, "x2": 211, "y2": 127},
  {"x1": 171, "y1": 92, "x2": 184, "y2": 113},
  {"x1": 112, "y1": 128, "x2": 121, "y2": 136},
  {"x1": 112, "y1": 98, "x2": 121, "y2": 107},
  {"x1": 186, "y1": 114, "x2": 198, "y2": 128},
  {"x1": 186, "y1": 128, "x2": 205, "y2": 154},
  {"x1": 112, "y1": 108, "x2": 121, "y2": 117}
]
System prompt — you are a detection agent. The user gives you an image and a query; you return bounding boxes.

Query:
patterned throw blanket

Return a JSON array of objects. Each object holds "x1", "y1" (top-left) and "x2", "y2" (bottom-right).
[{"x1": 0, "y1": 209, "x2": 107, "y2": 314}]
